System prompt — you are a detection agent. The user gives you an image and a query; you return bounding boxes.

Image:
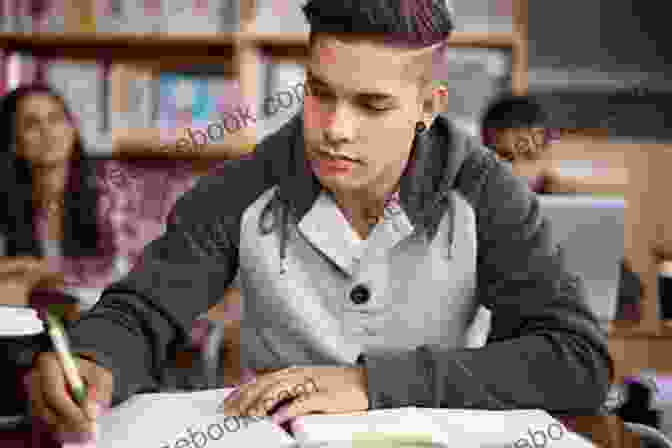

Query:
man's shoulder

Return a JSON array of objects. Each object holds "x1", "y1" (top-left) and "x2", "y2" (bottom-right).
[
  {"x1": 442, "y1": 119, "x2": 500, "y2": 201},
  {"x1": 440, "y1": 118, "x2": 534, "y2": 221}
]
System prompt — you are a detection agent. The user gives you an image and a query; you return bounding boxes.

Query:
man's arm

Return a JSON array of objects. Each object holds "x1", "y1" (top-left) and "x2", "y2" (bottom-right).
[
  {"x1": 65, "y1": 173, "x2": 241, "y2": 406},
  {"x1": 361, "y1": 149, "x2": 613, "y2": 414}
]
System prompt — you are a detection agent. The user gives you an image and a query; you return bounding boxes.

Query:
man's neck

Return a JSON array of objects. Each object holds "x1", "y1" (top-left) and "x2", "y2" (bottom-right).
[{"x1": 331, "y1": 171, "x2": 403, "y2": 231}]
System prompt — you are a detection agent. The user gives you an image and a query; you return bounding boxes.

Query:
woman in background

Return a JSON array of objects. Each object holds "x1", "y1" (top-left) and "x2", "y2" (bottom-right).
[{"x1": 0, "y1": 84, "x2": 236, "y2": 431}]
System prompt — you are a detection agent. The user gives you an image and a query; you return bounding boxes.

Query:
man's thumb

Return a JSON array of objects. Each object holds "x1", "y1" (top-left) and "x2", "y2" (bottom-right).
[{"x1": 83, "y1": 382, "x2": 110, "y2": 420}]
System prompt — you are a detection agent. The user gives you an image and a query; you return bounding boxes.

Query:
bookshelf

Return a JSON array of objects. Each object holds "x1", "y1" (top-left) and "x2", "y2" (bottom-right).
[
  {"x1": 0, "y1": 0, "x2": 529, "y2": 157},
  {"x1": 607, "y1": 143, "x2": 672, "y2": 383}
]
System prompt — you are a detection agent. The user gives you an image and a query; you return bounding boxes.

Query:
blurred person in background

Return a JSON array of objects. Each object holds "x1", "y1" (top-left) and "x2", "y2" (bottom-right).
[
  {"x1": 0, "y1": 84, "x2": 238, "y2": 424},
  {"x1": 481, "y1": 94, "x2": 565, "y2": 194}
]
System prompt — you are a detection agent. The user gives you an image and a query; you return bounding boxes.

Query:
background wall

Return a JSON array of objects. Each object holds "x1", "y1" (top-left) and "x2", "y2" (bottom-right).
[{"x1": 527, "y1": 0, "x2": 671, "y2": 140}]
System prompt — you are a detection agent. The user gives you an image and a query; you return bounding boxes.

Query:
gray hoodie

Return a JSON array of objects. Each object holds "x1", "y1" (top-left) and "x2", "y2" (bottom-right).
[{"x1": 67, "y1": 113, "x2": 612, "y2": 415}]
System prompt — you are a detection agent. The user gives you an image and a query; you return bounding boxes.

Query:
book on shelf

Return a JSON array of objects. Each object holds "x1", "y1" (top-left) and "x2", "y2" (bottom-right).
[
  {"x1": 255, "y1": 0, "x2": 310, "y2": 34},
  {"x1": 109, "y1": 64, "x2": 155, "y2": 132},
  {"x1": 156, "y1": 72, "x2": 227, "y2": 150},
  {"x1": 159, "y1": 0, "x2": 229, "y2": 34},
  {"x1": 32, "y1": 0, "x2": 67, "y2": 33},
  {"x1": 11, "y1": 0, "x2": 32, "y2": 33},
  {"x1": 217, "y1": 0, "x2": 240, "y2": 33},
  {"x1": 45, "y1": 60, "x2": 106, "y2": 148},
  {"x1": 156, "y1": 72, "x2": 258, "y2": 154},
  {"x1": 0, "y1": 0, "x2": 15, "y2": 32},
  {"x1": 0, "y1": 0, "x2": 98, "y2": 33},
  {"x1": 0, "y1": 50, "x2": 7, "y2": 96},
  {"x1": 158, "y1": 72, "x2": 210, "y2": 126},
  {"x1": 93, "y1": 0, "x2": 239, "y2": 34},
  {"x1": 258, "y1": 61, "x2": 305, "y2": 140},
  {"x1": 450, "y1": 0, "x2": 514, "y2": 34}
]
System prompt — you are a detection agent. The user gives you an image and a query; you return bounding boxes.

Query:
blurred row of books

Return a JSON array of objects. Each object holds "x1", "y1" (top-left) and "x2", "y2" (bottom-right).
[
  {"x1": 0, "y1": 0, "x2": 513, "y2": 35},
  {"x1": 0, "y1": 45, "x2": 512, "y2": 148},
  {"x1": 0, "y1": 0, "x2": 239, "y2": 34}
]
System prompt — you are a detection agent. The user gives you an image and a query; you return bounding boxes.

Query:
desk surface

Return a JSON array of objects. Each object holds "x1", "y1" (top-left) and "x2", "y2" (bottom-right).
[{"x1": 0, "y1": 415, "x2": 640, "y2": 448}]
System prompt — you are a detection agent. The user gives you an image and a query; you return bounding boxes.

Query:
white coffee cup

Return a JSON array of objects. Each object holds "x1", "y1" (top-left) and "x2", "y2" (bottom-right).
[{"x1": 0, "y1": 306, "x2": 44, "y2": 337}]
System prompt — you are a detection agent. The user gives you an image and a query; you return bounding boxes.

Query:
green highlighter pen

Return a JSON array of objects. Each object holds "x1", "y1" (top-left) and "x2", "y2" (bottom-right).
[{"x1": 45, "y1": 312, "x2": 88, "y2": 405}]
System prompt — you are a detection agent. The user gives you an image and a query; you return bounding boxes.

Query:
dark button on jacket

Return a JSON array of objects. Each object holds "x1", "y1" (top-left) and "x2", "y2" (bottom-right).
[{"x1": 350, "y1": 284, "x2": 371, "y2": 305}]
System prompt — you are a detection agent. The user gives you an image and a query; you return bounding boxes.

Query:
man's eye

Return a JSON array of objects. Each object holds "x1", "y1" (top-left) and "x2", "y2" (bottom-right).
[
  {"x1": 306, "y1": 83, "x2": 332, "y2": 98},
  {"x1": 362, "y1": 104, "x2": 390, "y2": 112}
]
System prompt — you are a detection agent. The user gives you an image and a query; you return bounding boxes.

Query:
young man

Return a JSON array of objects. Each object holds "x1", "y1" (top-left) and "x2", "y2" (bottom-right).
[
  {"x1": 481, "y1": 95, "x2": 565, "y2": 194},
  {"x1": 28, "y1": 0, "x2": 612, "y2": 436},
  {"x1": 481, "y1": 95, "x2": 552, "y2": 164}
]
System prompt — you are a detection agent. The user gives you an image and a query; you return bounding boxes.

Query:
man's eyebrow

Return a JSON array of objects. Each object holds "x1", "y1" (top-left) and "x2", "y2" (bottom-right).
[{"x1": 306, "y1": 70, "x2": 397, "y2": 101}]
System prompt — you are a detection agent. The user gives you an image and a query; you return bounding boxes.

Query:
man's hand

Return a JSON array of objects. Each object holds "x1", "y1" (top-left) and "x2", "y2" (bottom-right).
[
  {"x1": 0, "y1": 257, "x2": 62, "y2": 306},
  {"x1": 26, "y1": 352, "x2": 114, "y2": 439},
  {"x1": 218, "y1": 366, "x2": 369, "y2": 424}
]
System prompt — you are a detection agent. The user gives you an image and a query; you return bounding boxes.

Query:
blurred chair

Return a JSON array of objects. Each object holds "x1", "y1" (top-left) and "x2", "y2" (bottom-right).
[
  {"x1": 624, "y1": 422, "x2": 672, "y2": 448},
  {"x1": 538, "y1": 194, "x2": 626, "y2": 330}
]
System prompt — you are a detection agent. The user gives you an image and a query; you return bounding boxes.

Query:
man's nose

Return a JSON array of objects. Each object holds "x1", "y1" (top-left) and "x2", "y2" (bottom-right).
[{"x1": 323, "y1": 103, "x2": 356, "y2": 143}]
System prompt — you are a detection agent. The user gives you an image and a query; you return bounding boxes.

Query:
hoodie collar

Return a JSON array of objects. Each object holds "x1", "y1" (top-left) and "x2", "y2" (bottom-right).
[{"x1": 275, "y1": 113, "x2": 470, "y2": 239}]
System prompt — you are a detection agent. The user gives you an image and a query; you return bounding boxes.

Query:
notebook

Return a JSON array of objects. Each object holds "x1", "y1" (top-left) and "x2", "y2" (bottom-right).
[
  {"x1": 62, "y1": 388, "x2": 295, "y2": 448},
  {"x1": 62, "y1": 388, "x2": 596, "y2": 448},
  {"x1": 292, "y1": 408, "x2": 596, "y2": 448}
]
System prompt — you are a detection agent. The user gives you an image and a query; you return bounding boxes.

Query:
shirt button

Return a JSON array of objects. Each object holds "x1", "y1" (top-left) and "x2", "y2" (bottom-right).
[{"x1": 350, "y1": 284, "x2": 371, "y2": 305}]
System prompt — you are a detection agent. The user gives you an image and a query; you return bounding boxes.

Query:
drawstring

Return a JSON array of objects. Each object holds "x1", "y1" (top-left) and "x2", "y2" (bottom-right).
[
  {"x1": 445, "y1": 191, "x2": 455, "y2": 259},
  {"x1": 426, "y1": 189, "x2": 455, "y2": 259},
  {"x1": 259, "y1": 184, "x2": 456, "y2": 273},
  {"x1": 280, "y1": 201, "x2": 289, "y2": 274},
  {"x1": 259, "y1": 189, "x2": 290, "y2": 275}
]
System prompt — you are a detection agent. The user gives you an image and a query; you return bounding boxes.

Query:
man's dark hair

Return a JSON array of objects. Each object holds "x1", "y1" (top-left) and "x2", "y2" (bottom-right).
[
  {"x1": 301, "y1": 0, "x2": 454, "y2": 49},
  {"x1": 481, "y1": 95, "x2": 550, "y2": 148},
  {"x1": 481, "y1": 95, "x2": 549, "y2": 131}
]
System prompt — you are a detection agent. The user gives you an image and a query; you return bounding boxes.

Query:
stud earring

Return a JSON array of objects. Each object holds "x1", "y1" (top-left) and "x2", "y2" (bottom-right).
[{"x1": 415, "y1": 121, "x2": 427, "y2": 134}]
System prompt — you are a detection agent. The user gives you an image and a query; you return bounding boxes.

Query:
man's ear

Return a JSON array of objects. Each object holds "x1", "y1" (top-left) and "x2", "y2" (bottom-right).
[{"x1": 420, "y1": 81, "x2": 446, "y2": 128}]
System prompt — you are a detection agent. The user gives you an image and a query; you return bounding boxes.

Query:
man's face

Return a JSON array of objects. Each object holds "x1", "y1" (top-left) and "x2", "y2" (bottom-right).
[
  {"x1": 493, "y1": 127, "x2": 547, "y2": 163},
  {"x1": 303, "y1": 36, "x2": 429, "y2": 196}
]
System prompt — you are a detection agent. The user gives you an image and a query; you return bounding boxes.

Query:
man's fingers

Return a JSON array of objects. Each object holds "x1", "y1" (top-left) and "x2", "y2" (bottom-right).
[
  {"x1": 271, "y1": 391, "x2": 330, "y2": 425},
  {"x1": 247, "y1": 380, "x2": 304, "y2": 417},
  {"x1": 26, "y1": 370, "x2": 61, "y2": 428},
  {"x1": 37, "y1": 354, "x2": 93, "y2": 433},
  {"x1": 234, "y1": 379, "x2": 288, "y2": 417},
  {"x1": 0, "y1": 256, "x2": 42, "y2": 273},
  {"x1": 85, "y1": 364, "x2": 114, "y2": 409}
]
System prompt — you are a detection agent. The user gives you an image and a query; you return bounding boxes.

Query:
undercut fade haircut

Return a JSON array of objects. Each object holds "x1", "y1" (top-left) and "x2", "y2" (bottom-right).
[
  {"x1": 302, "y1": 0, "x2": 454, "y2": 48},
  {"x1": 301, "y1": 0, "x2": 455, "y2": 86}
]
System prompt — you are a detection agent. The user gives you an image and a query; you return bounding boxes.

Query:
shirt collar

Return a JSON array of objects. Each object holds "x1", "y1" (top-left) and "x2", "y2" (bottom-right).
[{"x1": 275, "y1": 113, "x2": 468, "y2": 238}]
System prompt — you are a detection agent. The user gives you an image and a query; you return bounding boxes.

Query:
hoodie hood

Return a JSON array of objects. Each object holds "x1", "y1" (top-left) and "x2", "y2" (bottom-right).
[{"x1": 257, "y1": 112, "x2": 475, "y2": 275}]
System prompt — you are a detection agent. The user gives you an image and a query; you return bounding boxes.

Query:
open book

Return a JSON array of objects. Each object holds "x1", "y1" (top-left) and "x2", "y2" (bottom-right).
[
  {"x1": 292, "y1": 408, "x2": 596, "y2": 448},
  {"x1": 63, "y1": 388, "x2": 595, "y2": 448},
  {"x1": 62, "y1": 388, "x2": 295, "y2": 448}
]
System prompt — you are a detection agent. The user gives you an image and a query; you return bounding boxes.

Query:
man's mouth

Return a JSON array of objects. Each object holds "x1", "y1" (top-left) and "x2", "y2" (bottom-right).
[
  {"x1": 311, "y1": 150, "x2": 361, "y2": 173},
  {"x1": 315, "y1": 150, "x2": 360, "y2": 163}
]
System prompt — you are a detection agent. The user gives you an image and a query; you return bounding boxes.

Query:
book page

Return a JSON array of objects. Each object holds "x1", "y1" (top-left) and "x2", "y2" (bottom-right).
[
  {"x1": 292, "y1": 408, "x2": 596, "y2": 448},
  {"x1": 63, "y1": 388, "x2": 296, "y2": 448}
]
